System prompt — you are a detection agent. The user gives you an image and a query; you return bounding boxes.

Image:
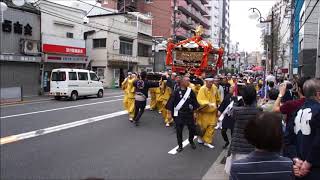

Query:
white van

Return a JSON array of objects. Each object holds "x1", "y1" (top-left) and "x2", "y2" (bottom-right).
[{"x1": 49, "y1": 68, "x2": 104, "y2": 101}]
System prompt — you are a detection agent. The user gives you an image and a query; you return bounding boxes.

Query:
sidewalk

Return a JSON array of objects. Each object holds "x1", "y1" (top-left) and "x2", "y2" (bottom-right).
[
  {"x1": 0, "y1": 88, "x2": 123, "y2": 106},
  {"x1": 202, "y1": 149, "x2": 229, "y2": 180},
  {"x1": 0, "y1": 95, "x2": 52, "y2": 106}
]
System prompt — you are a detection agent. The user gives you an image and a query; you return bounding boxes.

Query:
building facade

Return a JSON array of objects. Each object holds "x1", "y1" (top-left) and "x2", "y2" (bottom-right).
[
  {"x1": 101, "y1": 0, "x2": 211, "y2": 40},
  {"x1": 298, "y1": 0, "x2": 320, "y2": 77},
  {"x1": 277, "y1": 0, "x2": 291, "y2": 74},
  {"x1": 222, "y1": 0, "x2": 230, "y2": 64},
  {"x1": 207, "y1": 0, "x2": 223, "y2": 46},
  {"x1": 0, "y1": 0, "x2": 41, "y2": 97},
  {"x1": 38, "y1": 0, "x2": 88, "y2": 92},
  {"x1": 86, "y1": 13, "x2": 153, "y2": 88}
]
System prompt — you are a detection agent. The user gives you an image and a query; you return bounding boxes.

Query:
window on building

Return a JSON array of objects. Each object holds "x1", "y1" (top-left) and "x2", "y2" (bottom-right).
[
  {"x1": 145, "y1": 0, "x2": 153, "y2": 3},
  {"x1": 120, "y1": 37, "x2": 133, "y2": 55},
  {"x1": 299, "y1": 38, "x2": 304, "y2": 51},
  {"x1": 138, "y1": 43, "x2": 151, "y2": 57},
  {"x1": 93, "y1": 38, "x2": 107, "y2": 48},
  {"x1": 69, "y1": 72, "x2": 77, "y2": 80},
  {"x1": 78, "y1": 72, "x2": 88, "y2": 81},
  {"x1": 66, "y1": 32, "x2": 74, "y2": 38},
  {"x1": 92, "y1": 67, "x2": 105, "y2": 79}
]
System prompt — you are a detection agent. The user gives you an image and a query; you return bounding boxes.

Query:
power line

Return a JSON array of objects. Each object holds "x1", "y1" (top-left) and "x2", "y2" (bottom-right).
[
  {"x1": 38, "y1": 5, "x2": 173, "y2": 38},
  {"x1": 39, "y1": 9, "x2": 155, "y2": 42},
  {"x1": 294, "y1": 0, "x2": 319, "y2": 37}
]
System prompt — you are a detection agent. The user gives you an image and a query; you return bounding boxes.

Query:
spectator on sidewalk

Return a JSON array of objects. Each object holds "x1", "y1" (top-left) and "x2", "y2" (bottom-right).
[
  {"x1": 286, "y1": 79, "x2": 320, "y2": 180},
  {"x1": 261, "y1": 88, "x2": 279, "y2": 112},
  {"x1": 230, "y1": 112, "x2": 294, "y2": 180},
  {"x1": 225, "y1": 85, "x2": 262, "y2": 174}
]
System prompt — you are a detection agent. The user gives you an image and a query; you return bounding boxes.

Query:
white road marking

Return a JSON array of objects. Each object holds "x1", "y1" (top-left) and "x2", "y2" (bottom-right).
[
  {"x1": 0, "y1": 98, "x2": 123, "y2": 119},
  {"x1": 0, "y1": 105, "x2": 150, "y2": 145},
  {"x1": 168, "y1": 136, "x2": 197, "y2": 155},
  {"x1": 0, "y1": 93, "x2": 124, "y2": 108},
  {"x1": 88, "y1": 95, "x2": 123, "y2": 101}
]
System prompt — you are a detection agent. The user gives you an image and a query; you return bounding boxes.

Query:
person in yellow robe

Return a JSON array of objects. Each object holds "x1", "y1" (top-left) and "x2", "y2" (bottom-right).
[
  {"x1": 126, "y1": 73, "x2": 136, "y2": 122},
  {"x1": 196, "y1": 76, "x2": 221, "y2": 149},
  {"x1": 149, "y1": 87, "x2": 157, "y2": 111},
  {"x1": 121, "y1": 72, "x2": 131, "y2": 112},
  {"x1": 156, "y1": 79, "x2": 164, "y2": 114},
  {"x1": 159, "y1": 80, "x2": 173, "y2": 127}
]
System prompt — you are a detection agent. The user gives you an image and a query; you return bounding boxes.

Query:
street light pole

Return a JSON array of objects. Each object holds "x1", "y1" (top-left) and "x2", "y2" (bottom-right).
[
  {"x1": 248, "y1": 7, "x2": 274, "y2": 72},
  {"x1": 173, "y1": 0, "x2": 177, "y2": 41},
  {"x1": 270, "y1": 10, "x2": 274, "y2": 73}
]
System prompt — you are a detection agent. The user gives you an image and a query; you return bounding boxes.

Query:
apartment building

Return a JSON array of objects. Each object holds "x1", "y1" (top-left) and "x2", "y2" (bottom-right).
[
  {"x1": 298, "y1": 0, "x2": 320, "y2": 77},
  {"x1": 101, "y1": 0, "x2": 211, "y2": 40},
  {"x1": 207, "y1": 0, "x2": 223, "y2": 46}
]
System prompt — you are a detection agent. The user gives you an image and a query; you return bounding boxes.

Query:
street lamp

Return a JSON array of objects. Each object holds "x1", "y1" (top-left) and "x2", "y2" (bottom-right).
[
  {"x1": 248, "y1": 7, "x2": 274, "y2": 72},
  {"x1": 249, "y1": 7, "x2": 275, "y2": 98}
]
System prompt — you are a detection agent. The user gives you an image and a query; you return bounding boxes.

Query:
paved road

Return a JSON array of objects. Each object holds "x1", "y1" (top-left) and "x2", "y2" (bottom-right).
[{"x1": 0, "y1": 89, "x2": 226, "y2": 179}]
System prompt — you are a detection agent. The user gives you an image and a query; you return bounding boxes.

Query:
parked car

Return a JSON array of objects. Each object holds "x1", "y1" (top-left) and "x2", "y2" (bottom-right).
[{"x1": 49, "y1": 68, "x2": 104, "y2": 101}]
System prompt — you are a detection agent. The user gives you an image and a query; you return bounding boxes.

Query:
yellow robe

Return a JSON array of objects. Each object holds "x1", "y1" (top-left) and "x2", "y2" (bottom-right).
[
  {"x1": 126, "y1": 78, "x2": 136, "y2": 118},
  {"x1": 121, "y1": 78, "x2": 129, "y2": 111},
  {"x1": 149, "y1": 88, "x2": 157, "y2": 110},
  {"x1": 194, "y1": 84, "x2": 202, "y2": 95},
  {"x1": 228, "y1": 80, "x2": 235, "y2": 86},
  {"x1": 159, "y1": 85, "x2": 173, "y2": 124},
  {"x1": 197, "y1": 85, "x2": 221, "y2": 144},
  {"x1": 156, "y1": 81, "x2": 164, "y2": 113}
]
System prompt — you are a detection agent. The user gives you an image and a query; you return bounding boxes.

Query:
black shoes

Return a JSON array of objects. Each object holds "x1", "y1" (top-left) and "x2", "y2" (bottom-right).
[
  {"x1": 190, "y1": 142, "x2": 196, "y2": 150},
  {"x1": 176, "y1": 147, "x2": 183, "y2": 152},
  {"x1": 134, "y1": 121, "x2": 139, "y2": 126},
  {"x1": 223, "y1": 142, "x2": 230, "y2": 149}
]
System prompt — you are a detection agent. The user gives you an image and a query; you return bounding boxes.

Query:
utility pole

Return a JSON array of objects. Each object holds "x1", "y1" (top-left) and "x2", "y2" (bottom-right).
[
  {"x1": 289, "y1": 0, "x2": 295, "y2": 79},
  {"x1": 124, "y1": 0, "x2": 126, "y2": 13},
  {"x1": 173, "y1": 0, "x2": 177, "y2": 41},
  {"x1": 316, "y1": 14, "x2": 320, "y2": 78},
  {"x1": 270, "y1": 9, "x2": 274, "y2": 73}
]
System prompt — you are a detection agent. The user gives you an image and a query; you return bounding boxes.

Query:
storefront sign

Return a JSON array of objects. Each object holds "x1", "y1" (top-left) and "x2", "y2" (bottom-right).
[
  {"x1": 281, "y1": 68, "x2": 289, "y2": 73},
  {"x1": 42, "y1": 35, "x2": 86, "y2": 56},
  {"x1": 43, "y1": 44, "x2": 86, "y2": 56},
  {"x1": 2, "y1": 20, "x2": 32, "y2": 36},
  {"x1": 45, "y1": 54, "x2": 87, "y2": 63},
  {"x1": 0, "y1": 54, "x2": 41, "y2": 62}
]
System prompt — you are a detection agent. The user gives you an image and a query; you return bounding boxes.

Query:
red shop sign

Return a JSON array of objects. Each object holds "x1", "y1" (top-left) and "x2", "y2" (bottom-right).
[{"x1": 43, "y1": 44, "x2": 86, "y2": 56}]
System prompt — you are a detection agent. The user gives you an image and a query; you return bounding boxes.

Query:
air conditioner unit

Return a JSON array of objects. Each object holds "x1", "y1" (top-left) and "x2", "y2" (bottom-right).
[{"x1": 22, "y1": 40, "x2": 40, "y2": 55}]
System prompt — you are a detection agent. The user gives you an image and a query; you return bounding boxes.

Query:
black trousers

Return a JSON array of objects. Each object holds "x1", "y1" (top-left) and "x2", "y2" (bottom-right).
[
  {"x1": 134, "y1": 100, "x2": 146, "y2": 122},
  {"x1": 221, "y1": 128, "x2": 233, "y2": 143},
  {"x1": 176, "y1": 121, "x2": 195, "y2": 148}
]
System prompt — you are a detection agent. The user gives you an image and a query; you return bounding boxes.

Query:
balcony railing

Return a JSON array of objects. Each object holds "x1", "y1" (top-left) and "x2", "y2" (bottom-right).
[
  {"x1": 200, "y1": 0, "x2": 209, "y2": 5},
  {"x1": 186, "y1": 0, "x2": 208, "y2": 15},
  {"x1": 138, "y1": 21, "x2": 152, "y2": 36},
  {"x1": 108, "y1": 53, "x2": 138, "y2": 63},
  {"x1": 128, "y1": 21, "x2": 152, "y2": 36},
  {"x1": 178, "y1": 1, "x2": 210, "y2": 29},
  {"x1": 177, "y1": 14, "x2": 194, "y2": 30}
]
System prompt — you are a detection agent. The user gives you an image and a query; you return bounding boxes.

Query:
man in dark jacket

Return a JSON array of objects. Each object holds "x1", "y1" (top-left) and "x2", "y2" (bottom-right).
[
  {"x1": 133, "y1": 71, "x2": 160, "y2": 126},
  {"x1": 286, "y1": 79, "x2": 320, "y2": 180},
  {"x1": 166, "y1": 76, "x2": 200, "y2": 152}
]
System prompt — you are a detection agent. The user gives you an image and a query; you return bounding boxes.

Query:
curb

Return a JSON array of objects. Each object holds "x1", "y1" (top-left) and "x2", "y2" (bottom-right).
[
  {"x1": 0, "y1": 97, "x2": 52, "y2": 106},
  {"x1": 202, "y1": 149, "x2": 228, "y2": 180}
]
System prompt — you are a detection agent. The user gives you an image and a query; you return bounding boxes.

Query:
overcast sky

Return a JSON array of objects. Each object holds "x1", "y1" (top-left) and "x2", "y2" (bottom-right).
[
  {"x1": 230, "y1": 0, "x2": 276, "y2": 52},
  {"x1": 52, "y1": 0, "x2": 276, "y2": 52}
]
